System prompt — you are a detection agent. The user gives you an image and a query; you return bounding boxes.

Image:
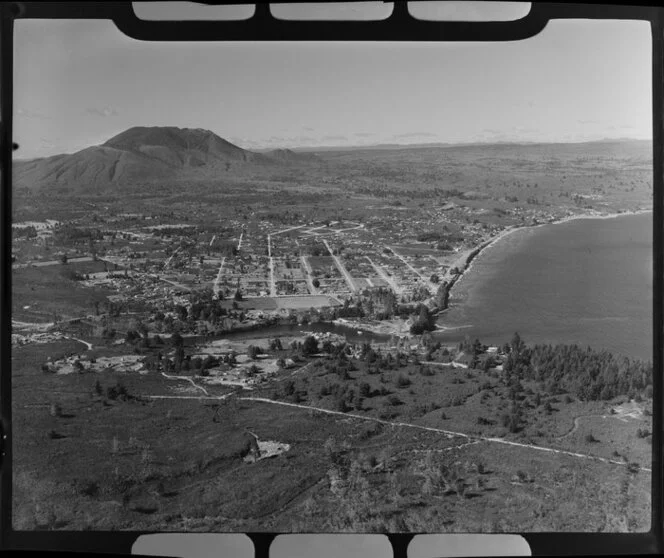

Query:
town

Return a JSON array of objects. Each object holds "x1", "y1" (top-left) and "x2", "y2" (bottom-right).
[{"x1": 11, "y1": 136, "x2": 654, "y2": 533}]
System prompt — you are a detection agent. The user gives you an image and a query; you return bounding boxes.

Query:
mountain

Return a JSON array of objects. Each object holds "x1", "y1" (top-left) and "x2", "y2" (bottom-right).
[{"x1": 13, "y1": 126, "x2": 317, "y2": 193}]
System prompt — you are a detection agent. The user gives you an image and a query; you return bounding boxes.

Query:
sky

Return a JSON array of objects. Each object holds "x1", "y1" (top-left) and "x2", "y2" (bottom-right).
[{"x1": 13, "y1": 5, "x2": 652, "y2": 160}]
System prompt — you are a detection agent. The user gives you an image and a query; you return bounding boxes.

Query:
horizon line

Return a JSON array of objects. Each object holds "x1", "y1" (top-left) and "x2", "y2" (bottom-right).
[{"x1": 13, "y1": 135, "x2": 653, "y2": 162}]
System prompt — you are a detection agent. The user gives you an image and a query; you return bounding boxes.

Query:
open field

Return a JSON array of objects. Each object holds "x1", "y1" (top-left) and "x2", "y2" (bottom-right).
[
  {"x1": 274, "y1": 296, "x2": 341, "y2": 310},
  {"x1": 11, "y1": 330, "x2": 653, "y2": 532},
  {"x1": 13, "y1": 265, "x2": 111, "y2": 323}
]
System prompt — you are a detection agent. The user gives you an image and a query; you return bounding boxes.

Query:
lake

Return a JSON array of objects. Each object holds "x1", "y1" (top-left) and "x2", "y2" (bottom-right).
[{"x1": 436, "y1": 212, "x2": 653, "y2": 361}]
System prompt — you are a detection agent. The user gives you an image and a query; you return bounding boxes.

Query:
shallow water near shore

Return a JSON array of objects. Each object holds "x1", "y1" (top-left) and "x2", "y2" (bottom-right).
[{"x1": 437, "y1": 212, "x2": 653, "y2": 361}]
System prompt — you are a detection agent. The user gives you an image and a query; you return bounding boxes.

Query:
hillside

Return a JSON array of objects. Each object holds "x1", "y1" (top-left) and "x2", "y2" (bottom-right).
[{"x1": 13, "y1": 126, "x2": 318, "y2": 193}]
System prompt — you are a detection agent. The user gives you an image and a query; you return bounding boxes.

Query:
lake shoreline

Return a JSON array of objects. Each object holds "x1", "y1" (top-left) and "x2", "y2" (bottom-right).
[
  {"x1": 447, "y1": 208, "x2": 653, "y2": 300},
  {"x1": 435, "y1": 209, "x2": 652, "y2": 359}
]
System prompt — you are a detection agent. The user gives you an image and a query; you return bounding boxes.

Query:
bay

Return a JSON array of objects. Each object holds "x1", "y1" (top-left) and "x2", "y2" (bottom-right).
[{"x1": 437, "y1": 212, "x2": 653, "y2": 361}]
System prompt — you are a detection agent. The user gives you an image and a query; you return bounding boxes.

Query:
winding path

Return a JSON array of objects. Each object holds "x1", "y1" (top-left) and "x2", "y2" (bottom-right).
[
  {"x1": 63, "y1": 336, "x2": 93, "y2": 351},
  {"x1": 161, "y1": 371, "x2": 209, "y2": 396},
  {"x1": 554, "y1": 413, "x2": 620, "y2": 440}
]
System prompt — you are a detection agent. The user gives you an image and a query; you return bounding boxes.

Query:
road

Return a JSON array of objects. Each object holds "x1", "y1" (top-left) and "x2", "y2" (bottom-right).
[
  {"x1": 366, "y1": 256, "x2": 401, "y2": 294},
  {"x1": 159, "y1": 277, "x2": 192, "y2": 292},
  {"x1": 164, "y1": 247, "x2": 181, "y2": 269},
  {"x1": 387, "y1": 246, "x2": 437, "y2": 291},
  {"x1": 271, "y1": 224, "x2": 308, "y2": 236},
  {"x1": 334, "y1": 223, "x2": 364, "y2": 234},
  {"x1": 300, "y1": 255, "x2": 318, "y2": 295},
  {"x1": 322, "y1": 239, "x2": 356, "y2": 293},
  {"x1": 144, "y1": 393, "x2": 234, "y2": 401},
  {"x1": 237, "y1": 397, "x2": 652, "y2": 473},
  {"x1": 237, "y1": 232, "x2": 244, "y2": 251},
  {"x1": 212, "y1": 257, "x2": 226, "y2": 298},
  {"x1": 267, "y1": 234, "x2": 276, "y2": 296}
]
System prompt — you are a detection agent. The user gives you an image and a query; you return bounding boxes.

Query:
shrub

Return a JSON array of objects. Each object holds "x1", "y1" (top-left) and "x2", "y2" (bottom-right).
[
  {"x1": 336, "y1": 397, "x2": 350, "y2": 413},
  {"x1": 585, "y1": 433, "x2": 598, "y2": 443},
  {"x1": 395, "y1": 374, "x2": 411, "y2": 388},
  {"x1": 379, "y1": 409, "x2": 399, "y2": 420},
  {"x1": 49, "y1": 403, "x2": 61, "y2": 417},
  {"x1": 78, "y1": 479, "x2": 100, "y2": 497},
  {"x1": 94, "y1": 380, "x2": 103, "y2": 396},
  {"x1": 627, "y1": 462, "x2": 640, "y2": 473},
  {"x1": 440, "y1": 411, "x2": 448, "y2": 420},
  {"x1": 451, "y1": 395, "x2": 465, "y2": 407},
  {"x1": 516, "y1": 470, "x2": 529, "y2": 483},
  {"x1": 563, "y1": 394, "x2": 573, "y2": 404},
  {"x1": 636, "y1": 428, "x2": 650, "y2": 439},
  {"x1": 387, "y1": 395, "x2": 403, "y2": 407}
]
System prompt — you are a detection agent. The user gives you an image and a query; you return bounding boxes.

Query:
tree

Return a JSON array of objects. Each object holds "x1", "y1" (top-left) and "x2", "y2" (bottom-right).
[
  {"x1": 247, "y1": 345, "x2": 261, "y2": 360},
  {"x1": 430, "y1": 274, "x2": 440, "y2": 284},
  {"x1": 510, "y1": 332, "x2": 524, "y2": 354},
  {"x1": 171, "y1": 332, "x2": 184, "y2": 348},
  {"x1": 234, "y1": 289, "x2": 243, "y2": 302},
  {"x1": 60, "y1": 254, "x2": 68, "y2": 265},
  {"x1": 312, "y1": 278, "x2": 320, "y2": 288},
  {"x1": 302, "y1": 335, "x2": 319, "y2": 356}
]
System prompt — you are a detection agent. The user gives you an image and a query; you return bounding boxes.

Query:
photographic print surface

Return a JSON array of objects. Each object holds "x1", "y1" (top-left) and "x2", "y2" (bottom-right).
[{"x1": 11, "y1": 17, "x2": 653, "y2": 532}]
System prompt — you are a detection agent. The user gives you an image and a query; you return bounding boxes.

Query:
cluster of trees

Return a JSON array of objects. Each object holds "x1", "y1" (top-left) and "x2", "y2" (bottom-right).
[
  {"x1": 13, "y1": 226, "x2": 38, "y2": 239},
  {"x1": 54, "y1": 224, "x2": 103, "y2": 244},
  {"x1": 501, "y1": 333, "x2": 653, "y2": 401},
  {"x1": 217, "y1": 241, "x2": 239, "y2": 258},
  {"x1": 409, "y1": 304, "x2": 437, "y2": 335}
]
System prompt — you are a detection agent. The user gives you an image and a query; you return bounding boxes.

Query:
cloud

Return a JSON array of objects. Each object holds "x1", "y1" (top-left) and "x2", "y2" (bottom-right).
[
  {"x1": 86, "y1": 105, "x2": 119, "y2": 117},
  {"x1": 16, "y1": 108, "x2": 50, "y2": 120},
  {"x1": 619, "y1": 124, "x2": 636, "y2": 129},
  {"x1": 577, "y1": 119, "x2": 599, "y2": 124},
  {"x1": 322, "y1": 134, "x2": 347, "y2": 141},
  {"x1": 392, "y1": 132, "x2": 438, "y2": 139},
  {"x1": 482, "y1": 128, "x2": 503, "y2": 135},
  {"x1": 302, "y1": 126, "x2": 315, "y2": 132},
  {"x1": 354, "y1": 132, "x2": 375, "y2": 137}
]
